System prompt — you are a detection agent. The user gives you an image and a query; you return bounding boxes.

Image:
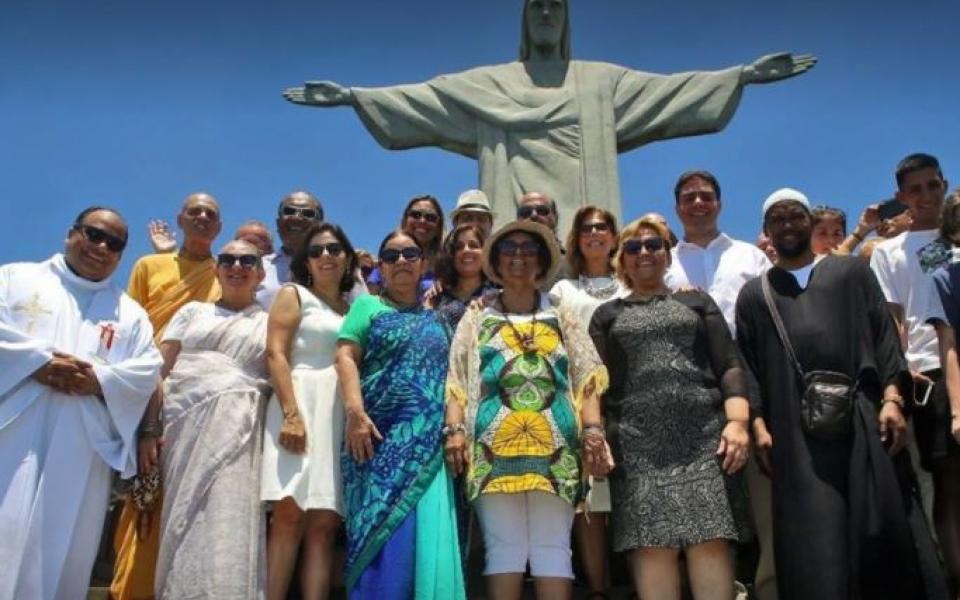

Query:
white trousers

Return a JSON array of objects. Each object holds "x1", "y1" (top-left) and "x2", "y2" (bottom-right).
[{"x1": 474, "y1": 491, "x2": 575, "y2": 578}]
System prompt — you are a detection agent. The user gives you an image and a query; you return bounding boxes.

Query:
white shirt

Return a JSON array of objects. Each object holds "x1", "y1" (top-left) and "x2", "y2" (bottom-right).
[
  {"x1": 785, "y1": 255, "x2": 825, "y2": 289},
  {"x1": 665, "y1": 232, "x2": 771, "y2": 336},
  {"x1": 549, "y1": 276, "x2": 630, "y2": 330},
  {"x1": 870, "y1": 229, "x2": 946, "y2": 372},
  {"x1": 256, "y1": 252, "x2": 289, "y2": 309}
]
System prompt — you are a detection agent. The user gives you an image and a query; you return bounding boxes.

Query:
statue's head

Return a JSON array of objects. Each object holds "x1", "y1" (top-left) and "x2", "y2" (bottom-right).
[{"x1": 519, "y1": 0, "x2": 571, "y2": 61}]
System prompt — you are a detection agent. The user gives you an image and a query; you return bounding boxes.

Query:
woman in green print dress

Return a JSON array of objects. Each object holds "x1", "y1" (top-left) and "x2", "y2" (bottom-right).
[{"x1": 444, "y1": 221, "x2": 611, "y2": 600}]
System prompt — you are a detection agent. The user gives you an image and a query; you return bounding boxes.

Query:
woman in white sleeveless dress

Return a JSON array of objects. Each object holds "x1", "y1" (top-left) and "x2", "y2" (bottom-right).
[
  {"x1": 549, "y1": 206, "x2": 627, "y2": 600},
  {"x1": 261, "y1": 223, "x2": 360, "y2": 600}
]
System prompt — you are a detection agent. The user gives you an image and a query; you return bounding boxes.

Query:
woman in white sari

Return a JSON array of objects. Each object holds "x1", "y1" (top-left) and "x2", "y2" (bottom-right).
[{"x1": 154, "y1": 240, "x2": 271, "y2": 599}]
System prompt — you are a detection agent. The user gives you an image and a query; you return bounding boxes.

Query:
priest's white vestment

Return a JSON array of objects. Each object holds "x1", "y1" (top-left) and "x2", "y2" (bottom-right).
[{"x1": 0, "y1": 254, "x2": 161, "y2": 600}]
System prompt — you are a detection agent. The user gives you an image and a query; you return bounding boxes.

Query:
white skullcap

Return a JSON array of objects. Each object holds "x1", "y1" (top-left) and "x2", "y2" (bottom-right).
[{"x1": 762, "y1": 188, "x2": 811, "y2": 218}]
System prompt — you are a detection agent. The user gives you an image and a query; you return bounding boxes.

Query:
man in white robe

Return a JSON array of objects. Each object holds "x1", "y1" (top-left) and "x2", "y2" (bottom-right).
[
  {"x1": 284, "y1": 0, "x2": 816, "y2": 236},
  {"x1": 0, "y1": 206, "x2": 161, "y2": 600}
]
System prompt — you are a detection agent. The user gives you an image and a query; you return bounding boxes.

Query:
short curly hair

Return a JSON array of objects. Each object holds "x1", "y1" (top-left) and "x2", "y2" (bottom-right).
[{"x1": 614, "y1": 217, "x2": 673, "y2": 288}]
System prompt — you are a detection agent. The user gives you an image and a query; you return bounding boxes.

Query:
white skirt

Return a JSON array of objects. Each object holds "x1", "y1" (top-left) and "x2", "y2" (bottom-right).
[{"x1": 261, "y1": 365, "x2": 344, "y2": 514}]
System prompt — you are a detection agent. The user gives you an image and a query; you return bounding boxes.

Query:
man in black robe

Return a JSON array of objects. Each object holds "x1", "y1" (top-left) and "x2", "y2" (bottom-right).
[{"x1": 735, "y1": 191, "x2": 929, "y2": 600}]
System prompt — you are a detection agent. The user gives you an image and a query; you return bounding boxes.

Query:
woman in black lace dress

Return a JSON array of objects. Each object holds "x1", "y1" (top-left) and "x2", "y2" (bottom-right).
[{"x1": 589, "y1": 216, "x2": 751, "y2": 600}]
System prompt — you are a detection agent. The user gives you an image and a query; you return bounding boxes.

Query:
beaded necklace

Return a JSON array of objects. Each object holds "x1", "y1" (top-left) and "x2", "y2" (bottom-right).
[{"x1": 578, "y1": 273, "x2": 619, "y2": 299}]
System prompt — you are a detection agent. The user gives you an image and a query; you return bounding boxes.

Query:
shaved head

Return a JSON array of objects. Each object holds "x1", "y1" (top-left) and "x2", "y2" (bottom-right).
[
  {"x1": 177, "y1": 191, "x2": 222, "y2": 245},
  {"x1": 181, "y1": 192, "x2": 220, "y2": 213}
]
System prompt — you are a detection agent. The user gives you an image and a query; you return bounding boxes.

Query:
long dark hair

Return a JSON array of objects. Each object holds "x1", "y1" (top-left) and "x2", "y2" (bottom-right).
[
  {"x1": 400, "y1": 194, "x2": 445, "y2": 257},
  {"x1": 435, "y1": 224, "x2": 488, "y2": 290},
  {"x1": 565, "y1": 205, "x2": 618, "y2": 277},
  {"x1": 289, "y1": 223, "x2": 359, "y2": 294}
]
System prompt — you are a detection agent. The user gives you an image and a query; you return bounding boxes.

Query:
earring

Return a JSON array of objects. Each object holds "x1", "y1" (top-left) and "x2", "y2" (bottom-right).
[{"x1": 306, "y1": 273, "x2": 313, "y2": 287}]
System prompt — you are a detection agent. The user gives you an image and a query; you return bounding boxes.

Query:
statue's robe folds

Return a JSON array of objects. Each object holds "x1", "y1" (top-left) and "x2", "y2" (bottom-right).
[{"x1": 352, "y1": 61, "x2": 744, "y2": 234}]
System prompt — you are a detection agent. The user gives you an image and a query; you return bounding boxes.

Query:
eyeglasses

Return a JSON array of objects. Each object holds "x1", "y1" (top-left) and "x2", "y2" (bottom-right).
[
  {"x1": 579, "y1": 221, "x2": 611, "y2": 234},
  {"x1": 308, "y1": 242, "x2": 344, "y2": 258},
  {"x1": 517, "y1": 205, "x2": 552, "y2": 219},
  {"x1": 496, "y1": 239, "x2": 540, "y2": 257},
  {"x1": 280, "y1": 206, "x2": 321, "y2": 220},
  {"x1": 380, "y1": 246, "x2": 423, "y2": 264},
  {"x1": 622, "y1": 238, "x2": 665, "y2": 255},
  {"x1": 216, "y1": 253, "x2": 261, "y2": 269},
  {"x1": 454, "y1": 239, "x2": 482, "y2": 251},
  {"x1": 74, "y1": 224, "x2": 126, "y2": 253},
  {"x1": 407, "y1": 209, "x2": 440, "y2": 224}
]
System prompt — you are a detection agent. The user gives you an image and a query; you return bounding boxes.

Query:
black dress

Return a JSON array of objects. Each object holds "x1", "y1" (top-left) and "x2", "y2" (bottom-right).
[
  {"x1": 735, "y1": 255, "x2": 927, "y2": 600},
  {"x1": 590, "y1": 290, "x2": 749, "y2": 551}
]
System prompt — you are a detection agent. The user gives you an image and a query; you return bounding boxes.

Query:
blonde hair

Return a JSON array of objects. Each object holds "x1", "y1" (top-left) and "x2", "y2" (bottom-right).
[{"x1": 614, "y1": 217, "x2": 673, "y2": 287}]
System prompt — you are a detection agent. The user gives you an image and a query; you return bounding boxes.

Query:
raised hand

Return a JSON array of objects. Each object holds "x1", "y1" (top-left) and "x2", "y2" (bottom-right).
[
  {"x1": 743, "y1": 52, "x2": 817, "y2": 84},
  {"x1": 148, "y1": 219, "x2": 177, "y2": 253},
  {"x1": 282, "y1": 81, "x2": 353, "y2": 107}
]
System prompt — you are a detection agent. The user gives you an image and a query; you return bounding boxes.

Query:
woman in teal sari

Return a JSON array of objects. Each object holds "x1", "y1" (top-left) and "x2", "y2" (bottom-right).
[{"x1": 335, "y1": 229, "x2": 465, "y2": 600}]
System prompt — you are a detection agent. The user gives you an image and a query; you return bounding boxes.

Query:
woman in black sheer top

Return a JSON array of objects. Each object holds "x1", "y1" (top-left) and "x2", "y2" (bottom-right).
[{"x1": 589, "y1": 216, "x2": 751, "y2": 600}]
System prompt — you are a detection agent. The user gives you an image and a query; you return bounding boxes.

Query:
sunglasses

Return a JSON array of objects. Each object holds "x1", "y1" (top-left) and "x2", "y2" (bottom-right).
[
  {"x1": 517, "y1": 205, "x2": 551, "y2": 219},
  {"x1": 216, "y1": 253, "x2": 261, "y2": 269},
  {"x1": 360, "y1": 265, "x2": 374, "y2": 278},
  {"x1": 308, "y1": 242, "x2": 344, "y2": 258},
  {"x1": 454, "y1": 239, "x2": 483, "y2": 251},
  {"x1": 622, "y1": 238, "x2": 666, "y2": 255},
  {"x1": 74, "y1": 224, "x2": 126, "y2": 253},
  {"x1": 281, "y1": 206, "x2": 320, "y2": 220},
  {"x1": 497, "y1": 239, "x2": 540, "y2": 257},
  {"x1": 407, "y1": 209, "x2": 440, "y2": 224},
  {"x1": 380, "y1": 246, "x2": 423, "y2": 264},
  {"x1": 580, "y1": 221, "x2": 611, "y2": 234}
]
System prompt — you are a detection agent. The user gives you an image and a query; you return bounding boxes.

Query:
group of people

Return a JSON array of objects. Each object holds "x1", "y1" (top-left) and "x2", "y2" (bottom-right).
[{"x1": 2, "y1": 152, "x2": 959, "y2": 600}]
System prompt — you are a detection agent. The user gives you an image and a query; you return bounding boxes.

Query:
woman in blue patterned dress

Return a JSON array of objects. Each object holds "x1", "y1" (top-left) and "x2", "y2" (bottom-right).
[{"x1": 334, "y1": 230, "x2": 465, "y2": 600}]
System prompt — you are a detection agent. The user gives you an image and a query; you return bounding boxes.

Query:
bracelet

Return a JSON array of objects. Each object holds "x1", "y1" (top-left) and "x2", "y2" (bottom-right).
[
  {"x1": 582, "y1": 424, "x2": 605, "y2": 438},
  {"x1": 139, "y1": 421, "x2": 163, "y2": 438},
  {"x1": 881, "y1": 396, "x2": 905, "y2": 408},
  {"x1": 442, "y1": 422, "x2": 467, "y2": 437},
  {"x1": 851, "y1": 231, "x2": 865, "y2": 243}
]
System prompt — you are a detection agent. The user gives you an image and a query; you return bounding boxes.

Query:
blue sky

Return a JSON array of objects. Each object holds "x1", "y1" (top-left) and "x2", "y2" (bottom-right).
[{"x1": 2, "y1": 0, "x2": 958, "y2": 283}]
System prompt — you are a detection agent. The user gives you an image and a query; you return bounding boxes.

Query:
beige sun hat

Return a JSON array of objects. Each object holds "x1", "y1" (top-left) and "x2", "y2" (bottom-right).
[
  {"x1": 450, "y1": 189, "x2": 494, "y2": 222},
  {"x1": 481, "y1": 220, "x2": 561, "y2": 286}
]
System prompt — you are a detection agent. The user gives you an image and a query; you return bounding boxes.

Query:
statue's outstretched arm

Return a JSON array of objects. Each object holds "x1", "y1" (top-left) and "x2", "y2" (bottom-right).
[
  {"x1": 282, "y1": 81, "x2": 355, "y2": 106},
  {"x1": 741, "y1": 52, "x2": 817, "y2": 84}
]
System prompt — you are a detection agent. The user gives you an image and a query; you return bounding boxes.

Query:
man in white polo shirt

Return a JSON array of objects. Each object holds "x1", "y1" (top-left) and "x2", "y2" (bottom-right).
[
  {"x1": 665, "y1": 170, "x2": 771, "y2": 333},
  {"x1": 665, "y1": 170, "x2": 775, "y2": 599}
]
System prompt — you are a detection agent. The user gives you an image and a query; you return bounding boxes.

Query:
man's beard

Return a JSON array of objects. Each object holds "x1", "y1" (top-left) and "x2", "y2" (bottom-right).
[{"x1": 772, "y1": 234, "x2": 811, "y2": 259}]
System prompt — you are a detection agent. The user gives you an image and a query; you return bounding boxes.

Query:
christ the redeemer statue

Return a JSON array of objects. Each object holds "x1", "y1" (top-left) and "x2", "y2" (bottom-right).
[{"x1": 284, "y1": 0, "x2": 815, "y2": 234}]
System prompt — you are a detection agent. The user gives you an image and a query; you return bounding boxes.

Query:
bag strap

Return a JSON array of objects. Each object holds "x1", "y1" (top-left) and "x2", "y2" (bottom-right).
[{"x1": 761, "y1": 272, "x2": 807, "y2": 381}]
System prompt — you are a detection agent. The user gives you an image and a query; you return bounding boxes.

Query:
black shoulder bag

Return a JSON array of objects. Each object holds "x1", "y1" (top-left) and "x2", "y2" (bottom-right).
[{"x1": 761, "y1": 272, "x2": 856, "y2": 440}]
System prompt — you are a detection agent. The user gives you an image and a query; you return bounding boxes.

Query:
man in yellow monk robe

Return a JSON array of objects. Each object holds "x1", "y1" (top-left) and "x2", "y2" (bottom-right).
[{"x1": 110, "y1": 192, "x2": 222, "y2": 600}]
